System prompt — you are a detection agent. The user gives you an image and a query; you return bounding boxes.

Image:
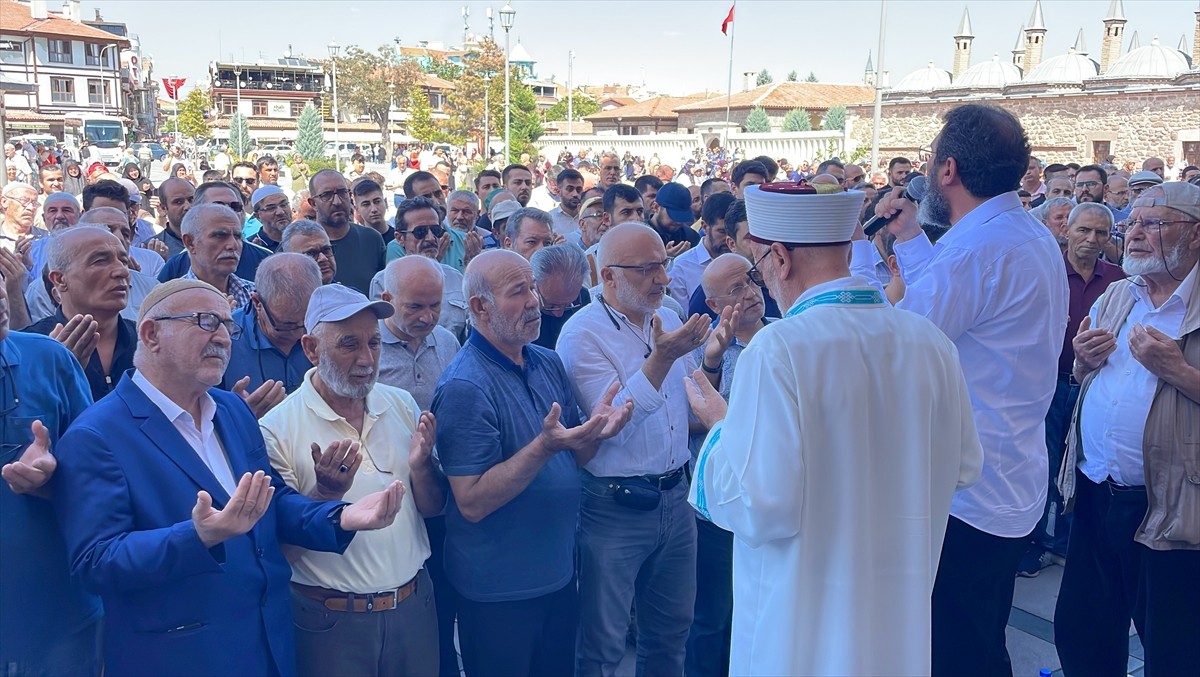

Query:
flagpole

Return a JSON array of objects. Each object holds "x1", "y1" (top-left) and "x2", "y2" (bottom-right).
[
  {"x1": 172, "y1": 77, "x2": 180, "y2": 147},
  {"x1": 723, "y1": 0, "x2": 736, "y2": 148},
  {"x1": 870, "y1": 0, "x2": 887, "y2": 175}
]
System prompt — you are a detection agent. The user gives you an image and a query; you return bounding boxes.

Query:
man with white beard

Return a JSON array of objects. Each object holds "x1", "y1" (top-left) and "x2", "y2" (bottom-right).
[{"x1": 1054, "y1": 182, "x2": 1200, "y2": 676}]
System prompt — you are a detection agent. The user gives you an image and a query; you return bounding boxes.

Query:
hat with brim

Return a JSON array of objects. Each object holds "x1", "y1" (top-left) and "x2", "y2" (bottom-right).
[
  {"x1": 490, "y1": 199, "x2": 520, "y2": 223},
  {"x1": 580, "y1": 196, "x2": 603, "y2": 214},
  {"x1": 304, "y1": 283, "x2": 394, "y2": 334},
  {"x1": 1132, "y1": 181, "x2": 1200, "y2": 221},
  {"x1": 1128, "y1": 170, "x2": 1164, "y2": 187},
  {"x1": 743, "y1": 182, "x2": 866, "y2": 245}
]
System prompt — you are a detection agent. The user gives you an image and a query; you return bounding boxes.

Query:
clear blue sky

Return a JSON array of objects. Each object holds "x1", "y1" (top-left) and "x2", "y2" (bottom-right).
[{"x1": 93, "y1": 0, "x2": 1197, "y2": 98}]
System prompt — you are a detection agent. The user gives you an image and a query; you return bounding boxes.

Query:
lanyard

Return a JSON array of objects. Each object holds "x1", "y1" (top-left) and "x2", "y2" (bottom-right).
[{"x1": 784, "y1": 289, "x2": 883, "y2": 318}]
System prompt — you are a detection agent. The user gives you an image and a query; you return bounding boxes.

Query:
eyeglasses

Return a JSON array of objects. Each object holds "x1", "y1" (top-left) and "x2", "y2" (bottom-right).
[
  {"x1": 581, "y1": 211, "x2": 604, "y2": 220},
  {"x1": 1118, "y1": 219, "x2": 1195, "y2": 233},
  {"x1": 401, "y1": 225, "x2": 445, "y2": 240},
  {"x1": 232, "y1": 177, "x2": 259, "y2": 185},
  {"x1": 715, "y1": 278, "x2": 758, "y2": 300},
  {"x1": 256, "y1": 200, "x2": 290, "y2": 214},
  {"x1": 152, "y1": 312, "x2": 243, "y2": 339},
  {"x1": 1075, "y1": 181, "x2": 1102, "y2": 189},
  {"x1": 208, "y1": 199, "x2": 244, "y2": 212},
  {"x1": 4, "y1": 195, "x2": 36, "y2": 208},
  {"x1": 747, "y1": 249, "x2": 772, "y2": 287},
  {"x1": 314, "y1": 188, "x2": 351, "y2": 203},
  {"x1": 257, "y1": 298, "x2": 304, "y2": 333},
  {"x1": 607, "y1": 259, "x2": 670, "y2": 277},
  {"x1": 301, "y1": 245, "x2": 334, "y2": 260}
]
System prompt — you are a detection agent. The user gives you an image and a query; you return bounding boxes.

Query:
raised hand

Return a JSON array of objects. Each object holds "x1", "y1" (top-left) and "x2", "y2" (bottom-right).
[
  {"x1": 1, "y1": 420, "x2": 57, "y2": 498},
  {"x1": 310, "y1": 439, "x2": 362, "y2": 500},
  {"x1": 541, "y1": 401, "x2": 607, "y2": 454},
  {"x1": 464, "y1": 231, "x2": 483, "y2": 265},
  {"x1": 589, "y1": 381, "x2": 634, "y2": 441},
  {"x1": 233, "y1": 376, "x2": 286, "y2": 419},
  {"x1": 50, "y1": 314, "x2": 100, "y2": 366},
  {"x1": 436, "y1": 232, "x2": 451, "y2": 262},
  {"x1": 703, "y1": 304, "x2": 740, "y2": 369},
  {"x1": 141, "y1": 237, "x2": 170, "y2": 261},
  {"x1": 666, "y1": 240, "x2": 691, "y2": 258},
  {"x1": 339, "y1": 480, "x2": 405, "y2": 531},
  {"x1": 652, "y1": 313, "x2": 713, "y2": 362},
  {"x1": 685, "y1": 369, "x2": 729, "y2": 430},
  {"x1": 875, "y1": 186, "x2": 922, "y2": 241},
  {"x1": 1072, "y1": 315, "x2": 1116, "y2": 376},
  {"x1": 408, "y1": 412, "x2": 437, "y2": 470},
  {"x1": 192, "y1": 471, "x2": 275, "y2": 548},
  {"x1": 1129, "y1": 323, "x2": 1185, "y2": 380}
]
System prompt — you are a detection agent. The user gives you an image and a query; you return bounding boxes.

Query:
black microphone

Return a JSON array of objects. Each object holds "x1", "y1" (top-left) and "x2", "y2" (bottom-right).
[{"x1": 863, "y1": 175, "x2": 927, "y2": 238}]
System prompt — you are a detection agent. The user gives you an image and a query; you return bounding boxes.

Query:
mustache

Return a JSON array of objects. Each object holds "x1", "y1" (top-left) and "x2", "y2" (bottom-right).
[{"x1": 202, "y1": 345, "x2": 230, "y2": 360}]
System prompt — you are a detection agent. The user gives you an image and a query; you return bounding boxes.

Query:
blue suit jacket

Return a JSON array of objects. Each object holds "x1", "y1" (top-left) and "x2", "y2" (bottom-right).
[{"x1": 53, "y1": 374, "x2": 354, "y2": 677}]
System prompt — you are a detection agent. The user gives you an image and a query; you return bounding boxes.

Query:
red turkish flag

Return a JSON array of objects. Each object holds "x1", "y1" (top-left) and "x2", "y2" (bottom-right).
[
  {"x1": 162, "y1": 77, "x2": 186, "y2": 100},
  {"x1": 721, "y1": 4, "x2": 734, "y2": 35}
]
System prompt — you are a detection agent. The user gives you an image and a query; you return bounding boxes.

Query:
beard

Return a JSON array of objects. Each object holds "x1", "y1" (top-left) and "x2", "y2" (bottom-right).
[
  {"x1": 615, "y1": 279, "x2": 663, "y2": 316},
  {"x1": 917, "y1": 178, "x2": 952, "y2": 229},
  {"x1": 1122, "y1": 238, "x2": 1188, "y2": 277},
  {"x1": 317, "y1": 356, "x2": 376, "y2": 399}
]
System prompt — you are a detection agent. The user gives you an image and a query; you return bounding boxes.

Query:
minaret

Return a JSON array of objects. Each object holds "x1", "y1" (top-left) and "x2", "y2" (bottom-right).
[
  {"x1": 1100, "y1": 0, "x2": 1127, "y2": 74},
  {"x1": 1012, "y1": 24, "x2": 1026, "y2": 69},
  {"x1": 1024, "y1": 0, "x2": 1048, "y2": 73},
  {"x1": 1128, "y1": 31, "x2": 1140, "y2": 52},
  {"x1": 1193, "y1": 7, "x2": 1200, "y2": 68},
  {"x1": 864, "y1": 50, "x2": 876, "y2": 87},
  {"x1": 1074, "y1": 28, "x2": 1089, "y2": 56},
  {"x1": 953, "y1": 7, "x2": 974, "y2": 80}
]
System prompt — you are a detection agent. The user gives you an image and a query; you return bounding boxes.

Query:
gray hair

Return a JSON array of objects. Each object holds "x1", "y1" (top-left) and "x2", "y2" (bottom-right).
[
  {"x1": 462, "y1": 263, "x2": 493, "y2": 318},
  {"x1": 281, "y1": 219, "x2": 329, "y2": 252},
  {"x1": 45, "y1": 224, "x2": 110, "y2": 274},
  {"x1": 600, "y1": 151, "x2": 620, "y2": 163},
  {"x1": 505, "y1": 207, "x2": 552, "y2": 244},
  {"x1": 254, "y1": 252, "x2": 322, "y2": 309},
  {"x1": 446, "y1": 190, "x2": 478, "y2": 209},
  {"x1": 531, "y1": 243, "x2": 588, "y2": 284},
  {"x1": 291, "y1": 190, "x2": 310, "y2": 210},
  {"x1": 1067, "y1": 201, "x2": 1114, "y2": 231},
  {"x1": 77, "y1": 206, "x2": 127, "y2": 226},
  {"x1": 181, "y1": 203, "x2": 241, "y2": 239},
  {"x1": 596, "y1": 220, "x2": 652, "y2": 270}
]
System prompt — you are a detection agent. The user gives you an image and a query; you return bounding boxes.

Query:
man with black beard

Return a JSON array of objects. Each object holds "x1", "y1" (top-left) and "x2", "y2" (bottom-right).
[
  {"x1": 851, "y1": 104, "x2": 1069, "y2": 677},
  {"x1": 309, "y1": 170, "x2": 386, "y2": 295}
]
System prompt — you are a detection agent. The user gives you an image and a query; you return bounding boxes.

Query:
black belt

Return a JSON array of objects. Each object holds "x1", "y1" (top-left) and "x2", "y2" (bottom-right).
[
  {"x1": 1100, "y1": 476, "x2": 1145, "y2": 495},
  {"x1": 639, "y1": 465, "x2": 687, "y2": 491}
]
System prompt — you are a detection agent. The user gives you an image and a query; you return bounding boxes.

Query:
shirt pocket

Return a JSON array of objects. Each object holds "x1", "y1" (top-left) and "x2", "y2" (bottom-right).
[{"x1": 1, "y1": 415, "x2": 44, "y2": 463}]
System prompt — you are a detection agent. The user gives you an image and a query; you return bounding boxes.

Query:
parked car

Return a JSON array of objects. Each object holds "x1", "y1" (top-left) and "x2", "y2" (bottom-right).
[
  {"x1": 260, "y1": 144, "x2": 294, "y2": 157},
  {"x1": 131, "y1": 142, "x2": 168, "y2": 161},
  {"x1": 323, "y1": 142, "x2": 362, "y2": 160}
]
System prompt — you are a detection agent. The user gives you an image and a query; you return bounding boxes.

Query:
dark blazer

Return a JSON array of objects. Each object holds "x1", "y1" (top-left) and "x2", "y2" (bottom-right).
[{"x1": 53, "y1": 373, "x2": 353, "y2": 677}]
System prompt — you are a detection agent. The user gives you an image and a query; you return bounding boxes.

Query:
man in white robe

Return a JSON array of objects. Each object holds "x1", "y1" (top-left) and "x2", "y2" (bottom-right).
[{"x1": 687, "y1": 181, "x2": 984, "y2": 677}]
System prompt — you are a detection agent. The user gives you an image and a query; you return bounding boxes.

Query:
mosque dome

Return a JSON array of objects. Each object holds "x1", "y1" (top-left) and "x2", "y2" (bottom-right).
[
  {"x1": 893, "y1": 61, "x2": 952, "y2": 91},
  {"x1": 1102, "y1": 37, "x2": 1190, "y2": 78},
  {"x1": 1024, "y1": 48, "x2": 1099, "y2": 84},
  {"x1": 952, "y1": 55, "x2": 1023, "y2": 88}
]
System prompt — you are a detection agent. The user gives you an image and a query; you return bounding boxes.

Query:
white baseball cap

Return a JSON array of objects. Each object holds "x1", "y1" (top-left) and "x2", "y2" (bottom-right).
[{"x1": 304, "y1": 283, "x2": 394, "y2": 334}]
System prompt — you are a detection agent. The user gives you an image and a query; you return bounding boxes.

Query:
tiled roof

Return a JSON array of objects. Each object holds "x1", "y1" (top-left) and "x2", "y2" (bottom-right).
[
  {"x1": 674, "y1": 82, "x2": 874, "y2": 112},
  {"x1": 585, "y1": 94, "x2": 710, "y2": 121},
  {"x1": 600, "y1": 97, "x2": 639, "y2": 107},
  {"x1": 1, "y1": 1, "x2": 130, "y2": 43},
  {"x1": 420, "y1": 74, "x2": 457, "y2": 90}
]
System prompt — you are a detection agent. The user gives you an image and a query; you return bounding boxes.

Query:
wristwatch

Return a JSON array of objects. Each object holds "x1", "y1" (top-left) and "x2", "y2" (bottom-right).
[{"x1": 701, "y1": 361, "x2": 721, "y2": 375}]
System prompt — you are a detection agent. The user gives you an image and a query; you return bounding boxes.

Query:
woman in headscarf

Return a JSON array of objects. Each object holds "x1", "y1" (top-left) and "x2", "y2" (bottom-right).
[
  {"x1": 122, "y1": 162, "x2": 155, "y2": 205},
  {"x1": 63, "y1": 159, "x2": 86, "y2": 196}
]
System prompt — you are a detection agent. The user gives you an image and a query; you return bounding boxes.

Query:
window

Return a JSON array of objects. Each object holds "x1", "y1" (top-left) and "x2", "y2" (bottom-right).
[
  {"x1": 87, "y1": 79, "x2": 111, "y2": 105},
  {"x1": 291, "y1": 101, "x2": 305, "y2": 117},
  {"x1": 220, "y1": 100, "x2": 237, "y2": 116},
  {"x1": 1091, "y1": 140, "x2": 1111, "y2": 165},
  {"x1": 48, "y1": 39, "x2": 72, "y2": 64},
  {"x1": 252, "y1": 100, "x2": 267, "y2": 116},
  {"x1": 0, "y1": 40, "x2": 22, "y2": 54},
  {"x1": 50, "y1": 77, "x2": 74, "y2": 103},
  {"x1": 84, "y1": 43, "x2": 112, "y2": 67}
]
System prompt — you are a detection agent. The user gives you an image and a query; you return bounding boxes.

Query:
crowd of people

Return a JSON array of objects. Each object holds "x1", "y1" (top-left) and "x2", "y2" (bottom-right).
[{"x1": 1, "y1": 101, "x2": 1198, "y2": 677}]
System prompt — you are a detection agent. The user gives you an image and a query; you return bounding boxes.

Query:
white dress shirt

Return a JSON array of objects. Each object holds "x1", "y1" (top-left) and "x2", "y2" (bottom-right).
[
  {"x1": 548, "y1": 206, "x2": 580, "y2": 239},
  {"x1": 850, "y1": 191, "x2": 1069, "y2": 537},
  {"x1": 131, "y1": 370, "x2": 238, "y2": 494},
  {"x1": 557, "y1": 297, "x2": 695, "y2": 477},
  {"x1": 130, "y1": 246, "x2": 165, "y2": 278},
  {"x1": 667, "y1": 239, "x2": 716, "y2": 306},
  {"x1": 1079, "y1": 266, "x2": 1195, "y2": 486}
]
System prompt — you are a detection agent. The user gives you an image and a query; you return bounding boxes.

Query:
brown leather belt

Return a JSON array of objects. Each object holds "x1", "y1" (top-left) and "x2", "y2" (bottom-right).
[{"x1": 292, "y1": 574, "x2": 419, "y2": 613}]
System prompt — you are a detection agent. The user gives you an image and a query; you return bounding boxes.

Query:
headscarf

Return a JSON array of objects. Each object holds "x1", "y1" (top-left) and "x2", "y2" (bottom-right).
[
  {"x1": 62, "y1": 159, "x2": 86, "y2": 196},
  {"x1": 122, "y1": 162, "x2": 155, "y2": 202}
]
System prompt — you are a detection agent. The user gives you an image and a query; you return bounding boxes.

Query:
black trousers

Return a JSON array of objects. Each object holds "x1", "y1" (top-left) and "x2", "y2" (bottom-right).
[
  {"x1": 455, "y1": 580, "x2": 579, "y2": 677},
  {"x1": 684, "y1": 517, "x2": 733, "y2": 677},
  {"x1": 931, "y1": 516, "x2": 1029, "y2": 677},
  {"x1": 424, "y1": 515, "x2": 461, "y2": 677},
  {"x1": 1055, "y1": 472, "x2": 1200, "y2": 677}
]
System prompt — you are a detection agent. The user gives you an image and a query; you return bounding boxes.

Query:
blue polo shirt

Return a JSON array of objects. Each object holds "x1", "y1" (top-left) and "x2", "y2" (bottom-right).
[
  {"x1": 157, "y1": 240, "x2": 273, "y2": 283},
  {"x1": 431, "y1": 331, "x2": 583, "y2": 603},
  {"x1": 0, "y1": 332, "x2": 99, "y2": 665},
  {"x1": 221, "y1": 305, "x2": 313, "y2": 394}
]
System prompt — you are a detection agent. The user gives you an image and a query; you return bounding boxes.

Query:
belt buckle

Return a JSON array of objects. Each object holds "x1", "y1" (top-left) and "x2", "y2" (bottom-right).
[{"x1": 365, "y1": 593, "x2": 375, "y2": 612}]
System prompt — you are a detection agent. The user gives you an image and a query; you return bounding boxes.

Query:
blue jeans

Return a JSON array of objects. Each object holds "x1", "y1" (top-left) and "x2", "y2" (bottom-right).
[
  {"x1": 577, "y1": 473, "x2": 697, "y2": 677},
  {"x1": 1033, "y1": 374, "x2": 1079, "y2": 555},
  {"x1": 684, "y1": 517, "x2": 732, "y2": 677}
]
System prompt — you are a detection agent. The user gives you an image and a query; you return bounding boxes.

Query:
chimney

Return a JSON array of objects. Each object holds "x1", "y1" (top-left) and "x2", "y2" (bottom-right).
[
  {"x1": 1100, "y1": 0, "x2": 1127, "y2": 74},
  {"x1": 1023, "y1": 0, "x2": 1048, "y2": 73},
  {"x1": 952, "y1": 7, "x2": 974, "y2": 80},
  {"x1": 742, "y1": 71, "x2": 755, "y2": 92},
  {"x1": 61, "y1": 0, "x2": 81, "y2": 22},
  {"x1": 30, "y1": 1, "x2": 48, "y2": 20}
]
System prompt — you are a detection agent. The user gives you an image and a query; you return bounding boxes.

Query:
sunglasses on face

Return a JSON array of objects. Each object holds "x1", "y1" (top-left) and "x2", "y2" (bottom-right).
[{"x1": 402, "y1": 225, "x2": 445, "y2": 240}]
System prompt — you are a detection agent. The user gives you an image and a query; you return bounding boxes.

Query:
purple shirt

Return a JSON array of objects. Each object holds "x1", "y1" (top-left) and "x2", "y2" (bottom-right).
[{"x1": 1060, "y1": 252, "x2": 1126, "y2": 374}]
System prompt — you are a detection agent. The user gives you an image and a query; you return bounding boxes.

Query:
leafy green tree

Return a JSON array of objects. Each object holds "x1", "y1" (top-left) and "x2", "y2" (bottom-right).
[
  {"x1": 295, "y1": 103, "x2": 325, "y2": 162},
  {"x1": 743, "y1": 106, "x2": 771, "y2": 133},
  {"x1": 786, "y1": 70, "x2": 798, "y2": 82},
  {"x1": 756, "y1": 69, "x2": 773, "y2": 86},
  {"x1": 782, "y1": 108, "x2": 811, "y2": 132},
  {"x1": 822, "y1": 105, "x2": 847, "y2": 131},
  {"x1": 445, "y1": 38, "x2": 505, "y2": 150},
  {"x1": 806, "y1": 71, "x2": 819, "y2": 82},
  {"x1": 422, "y1": 56, "x2": 462, "y2": 81},
  {"x1": 229, "y1": 112, "x2": 251, "y2": 159},
  {"x1": 176, "y1": 87, "x2": 211, "y2": 140},
  {"x1": 508, "y1": 80, "x2": 544, "y2": 161},
  {"x1": 406, "y1": 86, "x2": 439, "y2": 142},
  {"x1": 334, "y1": 44, "x2": 423, "y2": 147},
  {"x1": 545, "y1": 91, "x2": 600, "y2": 121}
]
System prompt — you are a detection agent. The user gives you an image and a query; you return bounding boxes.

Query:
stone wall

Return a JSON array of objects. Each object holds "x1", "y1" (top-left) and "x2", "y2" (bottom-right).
[{"x1": 846, "y1": 87, "x2": 1200, "y2": 168}]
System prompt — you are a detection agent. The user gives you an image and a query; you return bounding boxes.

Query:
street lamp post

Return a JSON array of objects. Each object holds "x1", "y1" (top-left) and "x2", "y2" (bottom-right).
[
  {"x1": 500, "y1": 2, "x2": 515, "y2": 162},
  {"x1": 328, "y1": 40, "x2": 341, "y2": 173},
  {"x1": 98, "y1": 44, "x2": 119, "y2": 116},
  {"x1": 567, "y1": 50, "x2": 574, "y2": 136},
  {"x1": 232, "y1": 64, "x2": 243, "y2": 157},
  {"x1": 387, "y1": 82, "x2": 395, "y2": 152},
  {"x1": 482, "y1": 73, "x2": 492, "y2": 159}
]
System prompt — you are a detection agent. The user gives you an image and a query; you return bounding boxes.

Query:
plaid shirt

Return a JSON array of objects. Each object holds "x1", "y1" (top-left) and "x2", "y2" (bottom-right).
[{"x1": 183, "y1": 270, "x2": 256, "y2": 310}]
